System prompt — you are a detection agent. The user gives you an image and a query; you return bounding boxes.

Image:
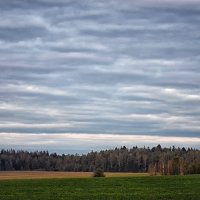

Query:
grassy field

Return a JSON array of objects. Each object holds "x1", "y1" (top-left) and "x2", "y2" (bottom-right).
[
  {"x1": 0, "y1": 171, "x2": 148, "y2": 180},
  {"x1": 0, "y1": 174, "x2": 199, "y2": 200},
  {"x1": 0, "y1": 171, "x2": 92, "y2": 180}
]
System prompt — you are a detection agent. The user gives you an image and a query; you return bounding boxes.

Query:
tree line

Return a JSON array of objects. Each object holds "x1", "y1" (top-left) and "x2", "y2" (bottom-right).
[{"x1": 0, "y1": 145, "x2": 200, "y2": 175}]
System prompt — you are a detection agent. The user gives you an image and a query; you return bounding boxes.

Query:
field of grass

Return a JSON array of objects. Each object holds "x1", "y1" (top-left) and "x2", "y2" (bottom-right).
[
  {"x1": 0, "y1": 171, "x2": 148, "y2": 180},
  {"x1": 0, "y1": 171, "x2": 92, "y2": 180},
  {"x1": 0, "y1": 174, "x2": 199, "y2": 200}
]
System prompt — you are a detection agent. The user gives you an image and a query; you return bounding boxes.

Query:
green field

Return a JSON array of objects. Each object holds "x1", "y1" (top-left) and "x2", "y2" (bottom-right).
[{"x1": 0, "y1": 175, "x2": 199, "y2": 200}]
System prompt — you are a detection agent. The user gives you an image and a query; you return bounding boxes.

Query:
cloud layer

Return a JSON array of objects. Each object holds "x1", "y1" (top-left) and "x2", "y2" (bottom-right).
[
  {"x1": 0, "y1": 0, "x2": 200, "y2": 152},
  {"x1": 1, "y1": 133, "x2": 200, "y2": 154}
]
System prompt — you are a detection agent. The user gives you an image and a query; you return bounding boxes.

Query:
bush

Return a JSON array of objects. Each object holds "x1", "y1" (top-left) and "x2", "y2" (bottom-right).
[{"x1": 93, "y1": 168, "x2": 105, "y2": 177}]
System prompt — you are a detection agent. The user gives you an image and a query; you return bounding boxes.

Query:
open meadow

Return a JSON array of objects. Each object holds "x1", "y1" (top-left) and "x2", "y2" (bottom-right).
[
  {"x1": 0, "y1": 172, "x2": 199, "y2": 200},
  {"x1": 0, "y1": 171, "x2": 147, "y2": 180}
]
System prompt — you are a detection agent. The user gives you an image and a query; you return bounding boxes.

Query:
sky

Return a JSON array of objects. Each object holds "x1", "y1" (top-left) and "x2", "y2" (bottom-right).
[{"x1": 0, "y1": 0, "x2": 200, "y2": 154}]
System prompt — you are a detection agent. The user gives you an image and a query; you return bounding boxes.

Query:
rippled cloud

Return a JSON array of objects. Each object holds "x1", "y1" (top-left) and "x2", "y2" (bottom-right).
[{"x1": 0, "y1": 0, "x2": 200, "y2": 152}]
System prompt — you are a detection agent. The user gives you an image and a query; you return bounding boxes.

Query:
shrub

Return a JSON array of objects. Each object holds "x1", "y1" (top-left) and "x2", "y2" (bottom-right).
[{"x1": 93, "y1": 168, "x2": 105, "y2": 177}]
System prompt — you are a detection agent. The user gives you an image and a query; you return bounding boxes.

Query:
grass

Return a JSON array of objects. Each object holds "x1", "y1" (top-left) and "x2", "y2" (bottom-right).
[
  {"x1": 0, "y1": 171, "x2": 148, "y2": 180},
  {"x1": 0, "y1": 171, "x2": 93, "y2": 180},
  {"x1": 0, "y1": 174, "x2": 199, "y2": 200}
]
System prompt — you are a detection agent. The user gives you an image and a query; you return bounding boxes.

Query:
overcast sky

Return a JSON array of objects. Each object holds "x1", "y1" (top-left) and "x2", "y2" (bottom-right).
[{"x1": 0, "y1": 0, "x2": 200, "y2": 153}]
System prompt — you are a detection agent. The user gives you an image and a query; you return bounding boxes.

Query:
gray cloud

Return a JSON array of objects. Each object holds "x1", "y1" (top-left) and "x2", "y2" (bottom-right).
[
  {"x1": 0, "y1": 133, "x2": 199, "y2": 154},
  {"x1": 0, "y1": 0, "x2": 200, "y2": 152},
  {"x1": 0, "y1": 26, "x2": 47, "y2": 42}
]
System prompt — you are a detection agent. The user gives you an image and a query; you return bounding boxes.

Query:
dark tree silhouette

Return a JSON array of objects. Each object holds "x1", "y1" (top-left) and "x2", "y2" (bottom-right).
[{"x1": 0, "y1": 145, "x2": 200, "y2": 175}]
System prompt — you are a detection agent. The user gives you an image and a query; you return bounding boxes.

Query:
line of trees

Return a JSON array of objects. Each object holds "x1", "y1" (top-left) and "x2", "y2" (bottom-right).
[{"x1": 0, "y1": 145, "x2": 200, "y2": 175}]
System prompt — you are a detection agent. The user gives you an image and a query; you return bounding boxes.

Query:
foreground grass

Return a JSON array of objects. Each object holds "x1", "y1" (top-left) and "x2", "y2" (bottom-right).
[{"x1": 0, "y1": 175, "x2": 199, "y2": 200}]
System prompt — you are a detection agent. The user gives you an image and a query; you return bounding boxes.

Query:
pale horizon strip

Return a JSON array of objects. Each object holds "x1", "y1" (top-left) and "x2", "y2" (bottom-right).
[{"x1": 0, "y1": 133, "x2": 199, "y2": 152}]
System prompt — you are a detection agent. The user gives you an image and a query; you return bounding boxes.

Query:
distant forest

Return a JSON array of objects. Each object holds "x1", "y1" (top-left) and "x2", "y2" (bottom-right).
[{"x1": 0, "y1": 145, "x2": 200, "y2": 175}]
